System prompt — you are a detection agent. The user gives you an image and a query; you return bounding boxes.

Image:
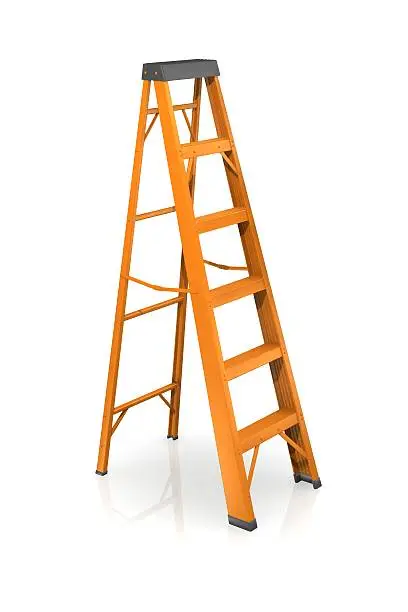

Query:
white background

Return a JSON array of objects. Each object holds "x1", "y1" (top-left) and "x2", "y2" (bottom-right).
[{"x1": 1, "y1": 1, "x2": 407, "y2": 610}]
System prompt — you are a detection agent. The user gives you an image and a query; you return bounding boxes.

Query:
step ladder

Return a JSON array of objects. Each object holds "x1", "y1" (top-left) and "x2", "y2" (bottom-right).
[{"x1": 96, "y1": 59, "x2": 321, "y2": 531}]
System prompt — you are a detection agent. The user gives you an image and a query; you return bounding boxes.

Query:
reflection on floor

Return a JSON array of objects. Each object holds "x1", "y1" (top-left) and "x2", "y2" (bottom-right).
[
  {"x1": 97, "y1": 439, "x2": 320, "y2": 535},
  {"x1": 97, "y1": 440, "x2": 184, "y2": 532},
  {"x1": 280, "y1": 482, "x2": 317, "y2": 537}
]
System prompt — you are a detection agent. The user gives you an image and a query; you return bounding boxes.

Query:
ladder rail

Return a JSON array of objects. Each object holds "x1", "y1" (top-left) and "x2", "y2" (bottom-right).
[
  {"x1": 168, "y1": 77, "x2": 203, "y2": 440},
  {"x1": 96, "y1": 80, "x2": 151, "y2": 475},
  {"x1": 155, "y1": 79, "x2": 256, "y2": 524},
  {"x1": 205, "y1": 76, "x2": 319, "y2": 481}
]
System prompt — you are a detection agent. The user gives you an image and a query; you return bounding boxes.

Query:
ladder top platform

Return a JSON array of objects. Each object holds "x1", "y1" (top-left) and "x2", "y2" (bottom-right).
[{"x1": 142, "y1": 59, "x2": 220, "y2": 82}]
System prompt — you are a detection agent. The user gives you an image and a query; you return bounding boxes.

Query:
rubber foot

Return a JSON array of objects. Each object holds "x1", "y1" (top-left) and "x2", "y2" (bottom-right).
[
  {"x1": 167, "y1": 435, "x2": 178, "y2": 440},
  {"x1": 294, "y1": 472, "x2": 322, "y2": 489},
  {"x1": 228, "y1": 515, "x2": 258, "y2": 532},
  {"x1": 95, "y1": 470, "x2": 108, "y2": 476}
]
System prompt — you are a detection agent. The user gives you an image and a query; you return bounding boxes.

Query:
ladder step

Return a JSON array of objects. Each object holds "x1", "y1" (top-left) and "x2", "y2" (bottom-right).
[
  {"x1": 181, "y1": 137, "x2": 231, "y2": 159},
  {"x1": 196, "y1": 207, "x2": 248, "y2": 233},
  {"x1": 210, "y1": 275, "x2": 265, "y2": 308},
  {"x1": 238, "y1": 407, "x2": 298, "y2": 453},
  {"x1": 224, "y1": 343, "x2": 282, "y2": 381}
]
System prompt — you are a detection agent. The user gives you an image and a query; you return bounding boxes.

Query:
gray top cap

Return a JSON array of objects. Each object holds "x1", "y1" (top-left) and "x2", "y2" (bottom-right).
[{"x1": 142, "y1": 59, "x2": 220, "y2": 82}]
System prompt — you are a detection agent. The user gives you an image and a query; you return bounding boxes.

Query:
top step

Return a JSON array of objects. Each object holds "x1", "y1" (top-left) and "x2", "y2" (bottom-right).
[{"x1": 142, "y1": 59, "x2": 220, "y2": 82}]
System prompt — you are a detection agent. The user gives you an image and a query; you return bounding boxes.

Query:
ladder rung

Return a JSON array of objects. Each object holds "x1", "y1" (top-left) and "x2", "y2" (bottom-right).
[
  {"x1": 196, "y1": 207, "x2": 248, "y2": 233},
  {"x1": 238, "y1": 408, "x2": 298, "y2": 453},
  {"x1": 181, "y1": 137, "x2": 231, "y2": 159},
  {"x1": 210, "y1": 275, "x2": 264, "y2": 308},
  {"x1": 224, "y1": 343, "x2": 282, "y2": 381},
  {"x1": 113, "y1": 383, "x2": 177, "y2": 414},
  {"x1": 124, "y1": 296, "x2": 184, "y2": 321},
  {"x1": 147, "y1": 102, "x2": 196, "y2": 115},
  {"x1": 134, "y1": 206, "x2": 175, "y2": 221}
]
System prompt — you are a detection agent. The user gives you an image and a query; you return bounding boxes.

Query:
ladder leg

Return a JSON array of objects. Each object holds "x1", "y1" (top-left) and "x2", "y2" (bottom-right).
[
  {"x1": 271, "y1": 359, "x2": 320, "y2": 485},
  {"x1": 168, "y1": 78, "x2": 202, "y2": 440},
  {"x1": 156, "y1": 80, "x2": 256, "y2": 529},
  {"x1": 96, "y1": 81, "x2": 151, "y2": 475},
  {"x1": 167, "y1": 254, "x2": 188, "y2": 439},
  {"x1": 205, "y1": 76, "x2": 320, "y2": 485}
]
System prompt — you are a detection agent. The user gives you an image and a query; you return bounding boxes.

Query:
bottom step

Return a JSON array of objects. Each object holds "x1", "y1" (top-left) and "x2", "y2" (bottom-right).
[{"x1": 238, "y1": 407, "x2": 298, "y2": 453}]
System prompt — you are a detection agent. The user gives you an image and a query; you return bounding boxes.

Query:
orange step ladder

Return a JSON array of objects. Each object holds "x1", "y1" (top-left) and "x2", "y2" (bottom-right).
[{"x1": 96, "y1": 59, "x2": 321, "y2": 531}]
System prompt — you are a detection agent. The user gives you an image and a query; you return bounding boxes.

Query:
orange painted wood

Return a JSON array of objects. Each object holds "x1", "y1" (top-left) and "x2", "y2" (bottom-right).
[
  {"x1": 147, "y1": 102, "x2": 196, "y2": 115},
  {"x1": 168, "y1": 78, "x2": 203, "y2": 439},
  {"x1": 238, "y1": 408, "x2": 298, "y2": 453},
  {"x1": 96, "y1": 80, "x2": 151, "y2": 475},
  {"x1": 113, "y1": 383, "x2": 177, "y2": 414},
  {"x1": 155, "y1": 80, "x2": 256, "y2": 524},
  {"x1": 205, "y1": 76, "x2": 320, "y2": 482},
  {"x1": 203, "y1": 259, "x2": 247, "y2": 271},
  {"x1": 210, "y1": 275, "x2": 264, "y2": 308},
  {"x1": 127, "y1": 274, "x2": 189, "y2": 293},
  {"x1": 195, "y1": 207, "x2": 248, "y2": 233},
  {"x1": 124, "y1": 296, "x2": 183, "y2": 320},
  {"x1": 134, "y1": 206, "x2": 175, "y2": 221},
  {"x1": 180, "y1": 137, "x2": 231, "y2": 158},
  {"x1": 224, "y1": 343, "x2": 282, "y2": 381},
  {"x1": 97, "y1": 72, "x2": 320, "y2": 526},
  {"x1": 279, "y1": 430, "x2": 307, "y2": 458},
  {"x1": 247, "y1": 445, "x2": 259, "y2": 487}
]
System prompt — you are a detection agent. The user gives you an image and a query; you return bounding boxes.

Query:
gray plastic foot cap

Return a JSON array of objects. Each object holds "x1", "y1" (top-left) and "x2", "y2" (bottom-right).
[
  {"x1": 167, "y1": 435, "x2": 178, "y2": 440},
  {"x1": 294, "y1": 472, "x2": 322, "y2": 489},
  {"x1": 95, "y1": 470, "x2": 108, "y2": 476},
  {"x1": 228, "y1": 516, "x2": 258, "y2": 532}
]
